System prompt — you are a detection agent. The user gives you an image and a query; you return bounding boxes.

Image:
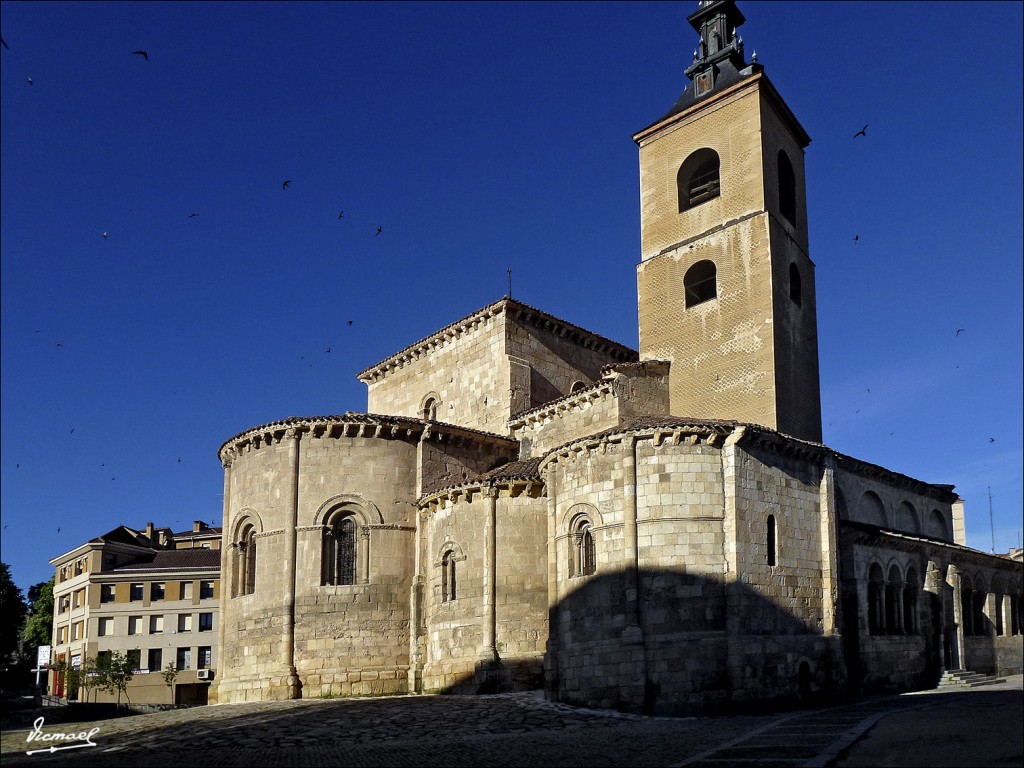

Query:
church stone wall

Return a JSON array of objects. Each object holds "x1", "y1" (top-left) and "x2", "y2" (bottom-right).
[
  {"x1": 834, "y1": 466, "x2": 954, "y2": 542},
  {"x1": 506, "y1": 315, "x2": 632, "y2": 412},
  {"x1": 422, "y1": 495, "x2": 485, "y2": 691},
  {"x1": 637, "y1": 82, "x2": 766, "y2": 262},
  {"x1": 512, "y1": 363, "x2": 671, "y2": 459},
  {"x1": 364, "y1": 310, "x2": 511, "y2": 434},
  {"x1": 419, "y1": 435, "x2": 518, "y2": 497},
  {"x1": 290, "y1": 433, "x2": 418, "y2": 698},
  {"x1": 420, "y1": 489, "x2": 548, "y2": 693},
  {"x1": 638, "y1": 215, "x2": 780, "y2": 430}
]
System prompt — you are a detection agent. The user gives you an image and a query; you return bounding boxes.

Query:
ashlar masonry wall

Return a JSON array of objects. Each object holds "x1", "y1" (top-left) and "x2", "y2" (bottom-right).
[
  {"x1": 419, "y1": 486, "x2": 547, "y2": 693},
  {"x1": 362, "y1": 307, "x2": 511, "y2": 434},
  {"x1": 724, "y1": 436, "x2": 846, "y2": 705}
]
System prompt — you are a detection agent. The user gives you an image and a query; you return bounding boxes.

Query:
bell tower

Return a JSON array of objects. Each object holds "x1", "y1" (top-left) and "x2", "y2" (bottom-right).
[{"x1": 633, "y1": 0, "x2": 822, "y2": 443}]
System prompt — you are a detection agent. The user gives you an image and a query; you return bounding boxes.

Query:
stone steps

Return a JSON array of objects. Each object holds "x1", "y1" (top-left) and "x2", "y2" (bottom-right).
[{"x1": 937, "y1": 669, "x2": 1006, "y2": 688}]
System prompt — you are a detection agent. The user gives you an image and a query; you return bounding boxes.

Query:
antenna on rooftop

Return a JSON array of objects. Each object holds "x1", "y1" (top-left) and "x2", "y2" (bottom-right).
[{"x1": 507, "y1": 267, "x2": 512, "y2": 299}]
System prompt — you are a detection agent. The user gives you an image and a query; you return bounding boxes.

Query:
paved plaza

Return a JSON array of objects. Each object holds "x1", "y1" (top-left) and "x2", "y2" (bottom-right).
[{"x1": 2, "y1": 676, "x2": 1020, "y2": 767}]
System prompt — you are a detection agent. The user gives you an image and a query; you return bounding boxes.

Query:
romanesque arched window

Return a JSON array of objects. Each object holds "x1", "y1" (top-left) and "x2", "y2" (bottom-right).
[
  {"x1": 421, "y1": 395, "x2": 438, "y2": 421},
  {"x1": 441, "y1": 551, "x2": 457, "y2": 602},
  {"x1": 778, "y1": 149, "x2": 796, "y2": 225},
  {"x1": 992, "y1": 578, "x2": 1005, "y2": 636},
  {"x1": 960, "y1": 575, "x2": 974, "y2": 636},
  {"x1": 323, "y1": 514, "x2": 358, "y2": 586},
  {"x1": 436, "y1": 542, "x2": 465, "y2": 603},
  {"x1": 972, "y1": 575, "x2": 988, "y2": 636},
  {"x1": 885, "y1": 564, "x2": 903, "y2": 634},
  {"x1": 569, "y1": 516, "x2": 596, "y2": 578},
  {"x1": 903, "y1": 566, "x2": 919, "y2": 634},
  {"x1": 789, "y1": 263, "x2": 802, "y2": 307},
  {"x1": 766, "y1": 514, "x2": 777, "y2": 567},
  {"x1": 684, "y1": 260, "x2": 717, "y2": 308},
  {"x1": 234, "y1": 522, "x2": 258, "y2": 597},
  {"x1": 867, "y1": 563, "x2": 885, "y2": 635}
]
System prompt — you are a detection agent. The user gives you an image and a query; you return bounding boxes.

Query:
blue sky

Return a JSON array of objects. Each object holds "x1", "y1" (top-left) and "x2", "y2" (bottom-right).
[{"x1": 2, "y1": 1, "x2": 1021, "y2": 595}]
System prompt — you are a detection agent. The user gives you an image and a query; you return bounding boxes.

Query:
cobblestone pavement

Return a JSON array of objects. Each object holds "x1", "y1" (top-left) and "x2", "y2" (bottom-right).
[{"x1": 2, "y1": 676, "x2": 1020, "y2": 767}]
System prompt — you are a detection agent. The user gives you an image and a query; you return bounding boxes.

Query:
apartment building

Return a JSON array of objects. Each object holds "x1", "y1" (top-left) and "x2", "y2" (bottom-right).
[{"x1": 49, "y1": 521, "x2": 221, "y2": 705}]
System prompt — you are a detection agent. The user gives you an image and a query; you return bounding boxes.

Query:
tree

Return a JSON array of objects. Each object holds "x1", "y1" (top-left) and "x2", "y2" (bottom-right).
[
  {"x1": 95, "y1": 651, "x2": 134, "y2": 707},
  {"x1": 0, "y1": 563, "x2": 27, "y2": 678},
  {"x1": 162, "y1": 662, "x2": 178, "y2": 705},
  {"x1": 22, "y1": 577, "x2": 54, "y2": 653}
]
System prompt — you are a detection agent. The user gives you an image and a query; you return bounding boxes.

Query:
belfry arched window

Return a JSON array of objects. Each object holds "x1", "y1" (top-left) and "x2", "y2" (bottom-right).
[
  {"x1": 569, "y1": 516, "x2": 596, "y2": 578},
  {"x1": 234, "y1": 522, "x2": 258, "y2": 597},
  {"x1": 677, "y1": 148, "x2": 721, "y2": 211},
  {"x1": 778, "y1": 149, "x2": 796, "y2": 225},
  {"x1": 323, "y1": 515, "x2": 358, "y2": 586},
  {"x1": 684, "y1": 260, "x2": 717, "y2": 308},
  {"x1": 789, "y1": 263, "x2": 802, "y2": 307}
]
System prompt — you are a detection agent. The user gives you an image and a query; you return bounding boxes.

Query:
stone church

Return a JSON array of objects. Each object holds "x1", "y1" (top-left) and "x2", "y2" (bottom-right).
[{"x1": 211, "y1": 1, "x2": 1022, "y2": 714}]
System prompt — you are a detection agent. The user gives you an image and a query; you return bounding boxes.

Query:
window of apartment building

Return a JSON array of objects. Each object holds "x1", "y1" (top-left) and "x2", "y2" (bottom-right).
[
  {"x1": 58, "y1": 595, "x2": 70, "y2": 613},
  {"x1": 100, "y1": 584, "x2": 115, "y2": 603},
  {"x1": 151, "y1": 582, "x2": 165, "y2": 601},
  {"x1": 126, "y1": 649, "x2": 142, "y2": 672},
  {"x1": 73, "y1": 560, "x2": 83, "y2": 576},
  {"x1": 71, "y1": 621, "x2": 84, "y2": 641},
  {"x1": 57, "y1": 626, "x2": 68, "y2": 644},
  {"x1": 176, "y1": 647, "x2": 191, "y2": 670},
  {"x1": 179, "y1": 581, "x2": 194, "y2": 601},
  {"x1": 150, "y1": 615, "x2": 164, "y2": 634},
  {"x1": 197, "y1": 646, "x2": 212, "y2": 669},
  {"x1": 148, "y1": 648, "x2": 162, "y2": 673},
  {"x1": 72, "y1": 588, "x2": 85, "y2": 609},
  {"x1": 128, "y1": 616, "x2": 143, "y2": 635},
  {"x1": 130, "y1": 583, "x2": 144, "y2": 601},
  {"x1": 198, "y1": 612, "x2": 213, "y2": 632},
  {"x1": 177, "y1": 613, "x2": 193, "y2": 633},
  {"x1": 96, "y1": 650, "x2": 112, "y2": 668},
  {"x1": 98, "y1": 617, "x2": 113, "y2": 637},
  {"x1": 199, "y1": 580, "x2": 214, "y2": 599}
]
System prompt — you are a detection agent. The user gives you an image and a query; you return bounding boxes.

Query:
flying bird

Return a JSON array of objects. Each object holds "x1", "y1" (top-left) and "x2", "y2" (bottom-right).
[
  {"x1": 956, "y1": 328, "x2": 965, "y2": 337},
  {"x1": 56, "y1": 342, "x2": 64, "y2": 347},
  {"x1": 347, "y1": 320, "x2": 353, "y2": 326},
  {"x1": 188, "y1": 213, "x2": 199, "y2": 218},
  {"x1": 27, "y1": 76, "x2": 32, "y2": 85},
  {"x1": 853, "y1": 124, "x2": 868, "y2": 138},
  {"x1": 132, "y1": 50, "x2": 148, "y2": 61},
  {"x1": 989, "y1": 437, "x2": 996, "y2": 443},
  {"x1": 853, "y1": 235, "x2": 859, "y2": 244},
  {"x1": 102, "y1": 232, "x2": 109, "y2": 239},
  {"x1": 376, "y1": 226, "x2": 382, "y2": 236},
  {"x1": 177, "y1": 457, "x2": 182, "y2": 463},
  {"x1": 282, "y1": 180, "x2": 292, "y2": 189},
  {"x1": 338, "y1": 211, "x2": 344, "y2": 220},
  {"x1": 325, "y1": 347, "x2": 331, "y2": 353},
  {"x1": 70, "y1": 428, "x2": 74, "y2": 434}
]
